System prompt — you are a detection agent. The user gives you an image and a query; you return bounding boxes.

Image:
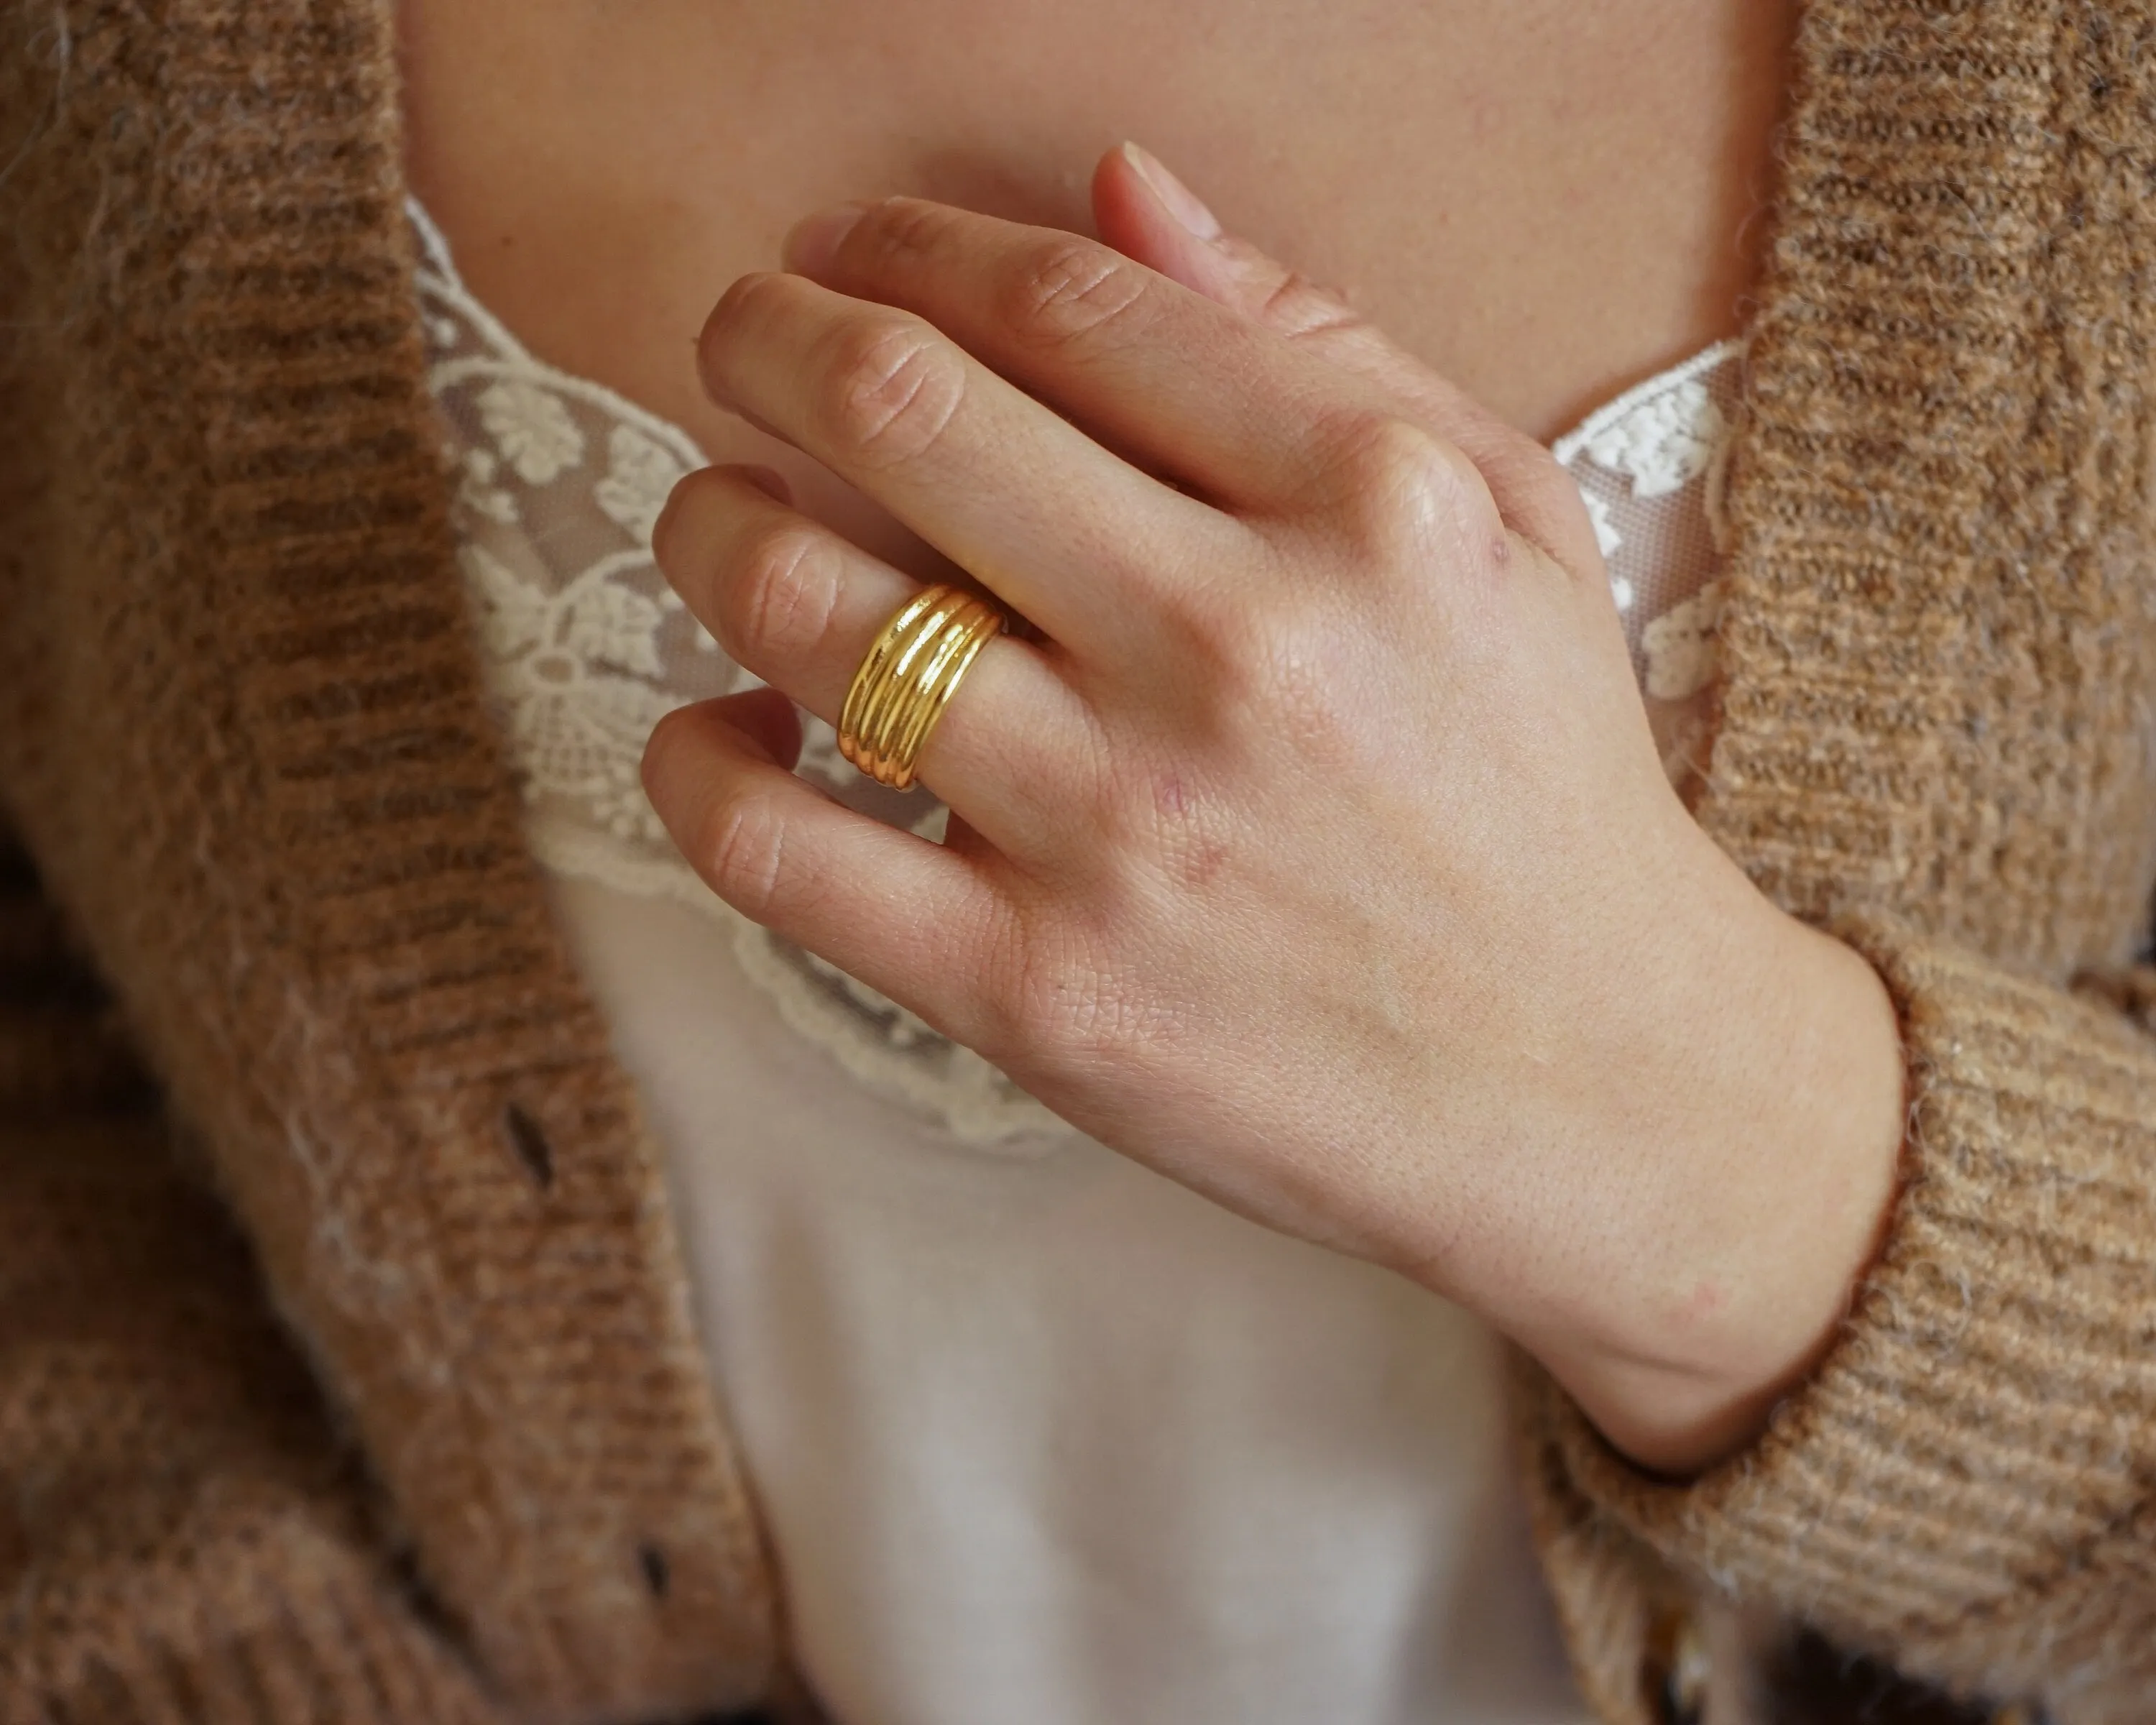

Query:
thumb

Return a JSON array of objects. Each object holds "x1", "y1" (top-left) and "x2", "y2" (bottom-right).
[{"x1": 1092, "y1": 143, "x2": 1603, "y2": 577}]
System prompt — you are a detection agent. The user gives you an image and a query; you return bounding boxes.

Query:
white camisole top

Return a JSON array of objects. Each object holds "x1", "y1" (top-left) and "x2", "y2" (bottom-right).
[{"x1": 411, "y1": 200, "x2": 1739, "y2": 1725}]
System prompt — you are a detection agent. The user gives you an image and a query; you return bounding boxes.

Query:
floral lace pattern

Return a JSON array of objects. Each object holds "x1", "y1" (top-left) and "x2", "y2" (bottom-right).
[
  {"x1": 412, "y1": 199, "x2": 1738, "y2": 1149},
  {"x1": 413, "y1": 201, "x2": 1065, "y2": 1148},
  {"x1": 1554, "y1": 342, "x2": 1742, "y2": 790}
]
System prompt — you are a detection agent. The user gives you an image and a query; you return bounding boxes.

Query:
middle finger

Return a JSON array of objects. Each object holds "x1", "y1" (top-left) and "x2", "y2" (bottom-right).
[{"x1": 698, "y1": 269, "x2": 1246, "y2": 659}]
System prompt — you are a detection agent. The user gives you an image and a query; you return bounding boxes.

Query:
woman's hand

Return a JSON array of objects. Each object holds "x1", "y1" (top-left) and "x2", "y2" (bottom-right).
[{"x1": 642, "y1": 145, "x2": 1908, "y2": 1474}]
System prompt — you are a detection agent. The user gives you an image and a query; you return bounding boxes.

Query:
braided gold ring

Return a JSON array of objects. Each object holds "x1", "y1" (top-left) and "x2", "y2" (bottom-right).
[{"x1": 837, "y1": 584, "x2": 1009, "y2": 791}]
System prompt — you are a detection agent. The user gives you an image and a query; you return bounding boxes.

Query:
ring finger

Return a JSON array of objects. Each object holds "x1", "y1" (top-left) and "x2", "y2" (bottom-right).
[{"x1": 653, "y1": 463, "x2": 1098, "y2": 860}]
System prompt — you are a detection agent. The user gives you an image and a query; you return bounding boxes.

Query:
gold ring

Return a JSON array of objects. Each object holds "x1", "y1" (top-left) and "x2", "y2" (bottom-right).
[{"x1": 838, "y1": 583, "x2": 1008, "y2": 791}]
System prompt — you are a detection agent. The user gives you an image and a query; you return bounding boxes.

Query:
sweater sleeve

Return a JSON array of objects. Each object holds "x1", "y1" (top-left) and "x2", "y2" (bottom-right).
[
  {"x1": 1524, "y1": 903, "x2": 2156, "y2": 1719},
  {"x1": 0, "y1": 833, "x2": 508, "y2": 1725}
]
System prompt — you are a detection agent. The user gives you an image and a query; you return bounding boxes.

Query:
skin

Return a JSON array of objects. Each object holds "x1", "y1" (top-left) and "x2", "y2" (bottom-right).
[
  {"x1": 401, "y1": 0, "x2": 1797, "y2": 550},
  {"x1": 401, "y1": 0, "x2": 1909, "y2": 1474}
]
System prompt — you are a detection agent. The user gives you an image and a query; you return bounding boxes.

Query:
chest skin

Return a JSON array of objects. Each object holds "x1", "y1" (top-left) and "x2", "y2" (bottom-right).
[{"x1": 398, "y1": 0, "x2": 1796, "y2": 574}]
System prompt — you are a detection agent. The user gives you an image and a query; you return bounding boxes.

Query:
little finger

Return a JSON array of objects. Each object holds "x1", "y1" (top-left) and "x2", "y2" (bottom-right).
[{"x1": 642, "y1": 698, "x2": 1008, "y2": 1047}]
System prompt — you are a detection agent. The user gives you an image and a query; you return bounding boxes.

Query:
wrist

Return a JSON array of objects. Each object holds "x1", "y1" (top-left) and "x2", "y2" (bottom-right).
[{"x1": 1531, "y1": 896, "x2": 1909, "y2": 1476}]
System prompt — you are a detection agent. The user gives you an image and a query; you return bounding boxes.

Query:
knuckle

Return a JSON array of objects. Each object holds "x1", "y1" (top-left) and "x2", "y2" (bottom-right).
[
  {"x1": 698, "y1": 270, "x2": 795, "y2": 377},
  {"x1": 998, "y1": 239, "x2": 1153, "y2": 351},
  {"x1": 728, "y1": 520, "x2": 840, "y2": 664},
  {"x1": 849, "y1": 195, "x2": 960, "y2": 269},
  {"x1": 812, "y1": 313, "x2": 966, "y2": 468},
  {"x1": 1314, "y1": 411, "x2": 1502, "y2": 563},
  {"x1": 1258, "y1": 267, "x2": 1361, "y2": 340},
  {"x1": 642, "y1": 703, "x2": 699, "y2": 782},
  {"x1": 648, "y1": 464, "x2": 722, "y2": 572},
  {"x1": 691, "y1": 788, "x2": 792, "y2": 923},
  {"x1": 1333, "y1": 412, "x2": 1482, "y2": 511}
]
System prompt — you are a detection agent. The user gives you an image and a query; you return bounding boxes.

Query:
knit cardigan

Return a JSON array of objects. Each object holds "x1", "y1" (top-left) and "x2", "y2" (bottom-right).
[{"x1": 3, "y1": 3, "x2": 2155, "y2": 1723}]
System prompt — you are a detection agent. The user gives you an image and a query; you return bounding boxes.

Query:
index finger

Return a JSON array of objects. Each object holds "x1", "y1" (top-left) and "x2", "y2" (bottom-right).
[{"x1": 781, "y1": 196, "x2": 1381, "y2": 515}]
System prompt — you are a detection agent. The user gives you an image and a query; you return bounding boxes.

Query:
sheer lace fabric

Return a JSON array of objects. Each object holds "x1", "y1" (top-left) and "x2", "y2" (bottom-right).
[
  {"x1": 412, "y1": 199, "x2": 1738, "y2": 1146},
  {"x1": 413, "y1": 204, "x2": 1056, "y2": 1146}
]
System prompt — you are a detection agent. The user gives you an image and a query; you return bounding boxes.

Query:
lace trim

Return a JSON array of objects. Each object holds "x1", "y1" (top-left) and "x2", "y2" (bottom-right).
[
  {"x1": 410, "y1": 197, "x2": 1738, "y2": 1151},
  {"x1": 1556, "y1": 341, "x2": 1743, "y2": 790},
  {"x1": 412, "y1": 198, "x2": 1069, "y2": 1151}
]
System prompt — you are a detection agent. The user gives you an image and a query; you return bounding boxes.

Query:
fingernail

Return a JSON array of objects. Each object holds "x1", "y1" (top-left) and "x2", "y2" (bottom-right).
[
  {"x1": 1119, "y1": 142, "x2": 1221, "y2": 241},
  {"x1": 783, "y1": 201, "x2": 872, "y2": 275}
]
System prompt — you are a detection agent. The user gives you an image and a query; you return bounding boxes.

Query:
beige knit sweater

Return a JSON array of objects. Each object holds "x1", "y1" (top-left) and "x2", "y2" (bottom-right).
[{"x1": 3, "y1": 4, "x2": 2154, "y2": 1724}]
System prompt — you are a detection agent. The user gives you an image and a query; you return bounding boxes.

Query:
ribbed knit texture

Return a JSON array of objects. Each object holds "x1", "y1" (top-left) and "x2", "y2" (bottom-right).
[
  {"x1": 0, "y1": 1070, "x2": 505, "y2": 1725},
  {"x1": 1522, "y1": 9, "x2": 2156, "y2": 1724},
  {"x1": 2, "y1": 1, "x2": 2153, "y2": 1723},
  {"x1": 0, "y1": 4, "x2": 775, "y2": 1721}
]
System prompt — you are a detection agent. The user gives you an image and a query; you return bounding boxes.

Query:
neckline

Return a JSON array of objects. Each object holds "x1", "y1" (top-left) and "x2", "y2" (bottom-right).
[
  {"x1": 407, "y1": 196, "x2": 1738, "y2": 468},
  {"x1": 412, "y1": 196, "x2": 711, "y2": 472},
  {"x1": 1549, "y1": 339, "x2": 1746, "y2": 466}
]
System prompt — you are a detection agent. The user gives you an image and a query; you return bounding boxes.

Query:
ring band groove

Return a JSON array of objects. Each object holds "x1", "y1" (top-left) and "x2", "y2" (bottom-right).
[{"x1": 838, "y1": 583, "x2": 1009, "y2": 790}]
